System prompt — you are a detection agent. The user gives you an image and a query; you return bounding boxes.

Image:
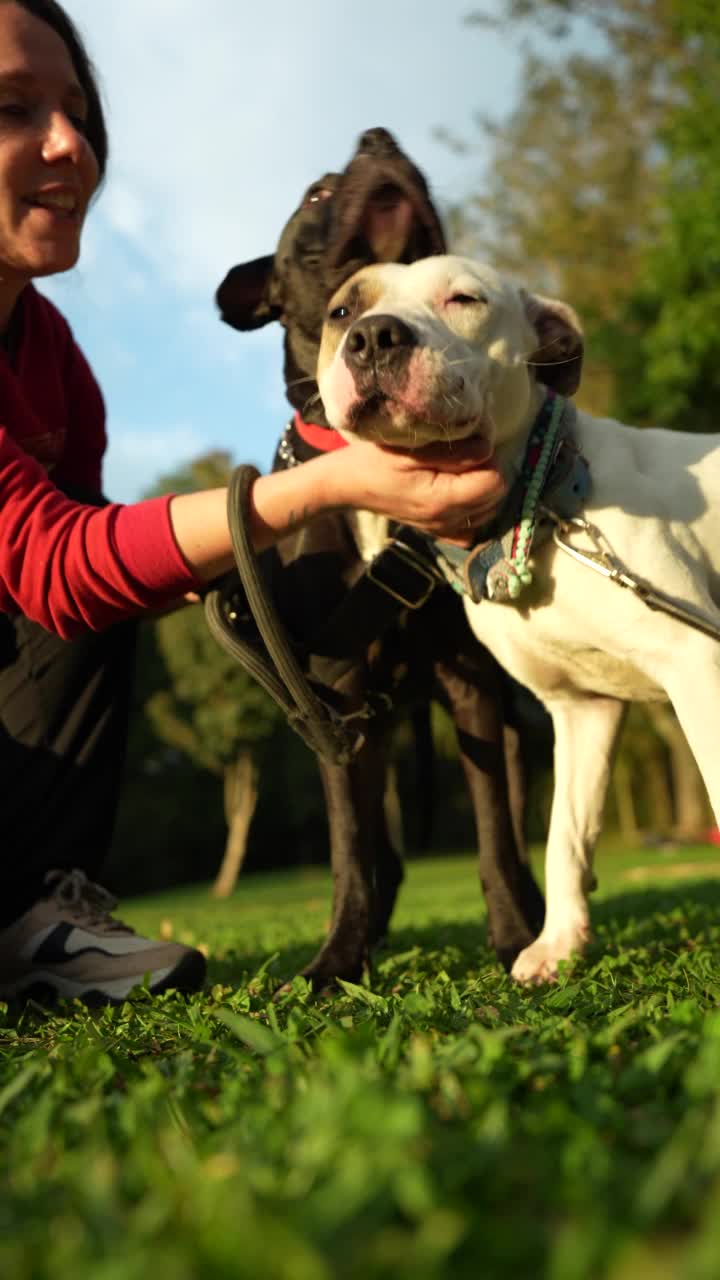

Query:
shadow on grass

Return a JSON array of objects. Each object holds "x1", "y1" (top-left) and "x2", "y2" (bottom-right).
[
  {"x1": 591, "y1": 878, "x2": 720, "y2": 952},
  {"x1": 208, "y1": 878, "x2": 720, "y2": 989}
]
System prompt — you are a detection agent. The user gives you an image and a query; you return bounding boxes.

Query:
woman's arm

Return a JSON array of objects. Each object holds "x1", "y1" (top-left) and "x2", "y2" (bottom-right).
[
  {"x1": 169, "y1": 436, "x2": 505, "y2": 581},
  {"x1": 0, "y1": 425, "x2": 504, "y2": 637}
]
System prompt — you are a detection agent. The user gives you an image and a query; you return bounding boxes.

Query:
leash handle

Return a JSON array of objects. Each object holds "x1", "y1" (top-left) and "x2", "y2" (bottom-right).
[{"x1": 204, "y1": 465, "x2": 364, "y2": 763}]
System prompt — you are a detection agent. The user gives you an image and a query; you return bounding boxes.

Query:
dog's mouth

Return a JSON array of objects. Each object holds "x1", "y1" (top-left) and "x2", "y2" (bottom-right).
[
  {"x1": 326, "y1": 141, "x2": 446, "y2": 277},
  {"x1": 361, "y1": 183, "x2": 416, "y2": 262},
  {"x1": 328, "y1": 182, "x2": 416, "y2": 272},
  {"x1": 347, "y1": 390, "x2": 391, "y2": 429},
  {"x1": 346, "y1": 391, "x2": 488, "y2": 449}
]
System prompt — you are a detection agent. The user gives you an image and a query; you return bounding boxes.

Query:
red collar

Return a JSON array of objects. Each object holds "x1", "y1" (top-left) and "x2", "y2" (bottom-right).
[{"x1": 294, "y1": 411, "x2": 348, "y2": 452}]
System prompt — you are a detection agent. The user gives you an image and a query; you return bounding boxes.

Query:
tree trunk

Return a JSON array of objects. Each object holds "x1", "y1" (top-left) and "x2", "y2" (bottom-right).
[
  {"x1": 645, "y1": 704, "x2": 710, "y2": 838},
  {"x1": 613, "y1": 756, "x2": 639, "y2": 843},
  {"x1": 211, "y1": 751, "x2": 259, "y2": 898},
  {"x1": 383, "y1": 761, "x2": 405, "y2": 855},
  {"x1": 645, "y1": 751, "x2": 674, "y2": 835}
]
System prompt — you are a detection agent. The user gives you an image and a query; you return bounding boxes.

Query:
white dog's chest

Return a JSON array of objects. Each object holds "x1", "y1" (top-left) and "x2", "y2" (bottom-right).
[
  {"x1": 467, "y1": 602, "x2": 665, "y2": 703},
  {"x1": 462, "y1": 539, "x2": 670, "y2": 706}
]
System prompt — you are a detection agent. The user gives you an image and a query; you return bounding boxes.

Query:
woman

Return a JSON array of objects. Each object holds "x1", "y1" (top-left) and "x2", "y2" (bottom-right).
[{"x1": 0, "y1": 0, "x2": 506, "y2": 1003}]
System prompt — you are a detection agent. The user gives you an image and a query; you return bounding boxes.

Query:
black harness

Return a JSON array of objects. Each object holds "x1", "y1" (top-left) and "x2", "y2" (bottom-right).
[{"x1": 204, "y1": 400, "x2": 590, "y2": 762}]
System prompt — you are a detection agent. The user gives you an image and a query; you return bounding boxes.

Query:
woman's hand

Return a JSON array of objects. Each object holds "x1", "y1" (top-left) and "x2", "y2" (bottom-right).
[
  {"x1": 168, "y1": 436, "x2": 507, "y2": 583},
  {"x1": 322, "y1": 436, "x2": 507, "y2": 543}
]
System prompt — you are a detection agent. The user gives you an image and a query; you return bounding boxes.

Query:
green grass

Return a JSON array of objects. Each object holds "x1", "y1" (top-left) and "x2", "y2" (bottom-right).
[{"x1": 4, "y1": 844, "x2": 720, "y2": 1280}]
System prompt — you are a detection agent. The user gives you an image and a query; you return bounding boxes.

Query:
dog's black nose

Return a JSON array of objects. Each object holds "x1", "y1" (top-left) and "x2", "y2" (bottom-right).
[
  {"x1": 357, "y1": 128, "x2": 401, "y2": 159},
  {"x1": 345, "y1": 314, "x2": 418, "y2": 370}
]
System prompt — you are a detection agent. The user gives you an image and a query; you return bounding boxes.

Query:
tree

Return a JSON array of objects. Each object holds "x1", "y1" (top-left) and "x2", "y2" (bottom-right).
[
  {"x1": 447, "y1": 1, "x2": 697, "y2": 413},
  {"x1": 609, "y1": 2, "x2": 720, "y2": 430},
  {"x1": 147, "y1": 452, "x2": 283, "y2": 895},
  {"x1": 149, "y1": 607, "x2": 282, "y2": 896},
  {"x1": 446, "y1": 0, "x2": 717, "y2": 838}
]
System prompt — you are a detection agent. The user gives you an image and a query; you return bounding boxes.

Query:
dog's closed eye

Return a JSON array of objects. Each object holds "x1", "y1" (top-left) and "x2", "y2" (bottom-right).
[{"x1": 448, "y1": 292, "x2": 487, "y2": 306}]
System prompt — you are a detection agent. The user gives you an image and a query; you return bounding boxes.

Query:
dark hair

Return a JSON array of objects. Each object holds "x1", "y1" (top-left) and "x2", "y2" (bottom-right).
[{"x1": 6, "y1": 0, "x2": 108, "y2": 183}]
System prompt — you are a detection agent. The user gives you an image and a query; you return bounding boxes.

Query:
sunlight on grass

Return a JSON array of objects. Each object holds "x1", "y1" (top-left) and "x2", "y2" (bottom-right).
[{"x1": 3, "y1": 845, "x2": 720, "y2": 1279}]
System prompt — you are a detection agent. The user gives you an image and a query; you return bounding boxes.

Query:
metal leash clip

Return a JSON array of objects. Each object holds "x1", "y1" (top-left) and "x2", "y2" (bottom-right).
[{"x1": 545, "y1": 511, "x2": 720, "y2": 642}]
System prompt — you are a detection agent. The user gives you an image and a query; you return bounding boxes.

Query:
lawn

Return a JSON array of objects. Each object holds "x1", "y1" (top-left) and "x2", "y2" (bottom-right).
[{"x1": 3, "y1": 844, "x2": 720, "y2": 1280}]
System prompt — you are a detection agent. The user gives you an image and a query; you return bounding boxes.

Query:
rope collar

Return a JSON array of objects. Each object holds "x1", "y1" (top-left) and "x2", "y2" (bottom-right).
[
  {"x1": 280, "y1": 396, "x2": 591, "y2": 607},
  {"x1": 432, "y1": 394, "x2": 591, "y2": 604}
]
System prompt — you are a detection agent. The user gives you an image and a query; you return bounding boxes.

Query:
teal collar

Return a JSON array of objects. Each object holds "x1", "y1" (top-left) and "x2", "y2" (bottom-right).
[{"x1": 431, "y1": 394, "x2": 590, "y2": 604}]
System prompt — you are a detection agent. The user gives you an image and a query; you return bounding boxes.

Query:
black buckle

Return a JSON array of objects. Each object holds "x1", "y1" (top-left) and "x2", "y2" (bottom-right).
[{"x1": 366, "y1": 540, "x2": 441, "y2": 609}]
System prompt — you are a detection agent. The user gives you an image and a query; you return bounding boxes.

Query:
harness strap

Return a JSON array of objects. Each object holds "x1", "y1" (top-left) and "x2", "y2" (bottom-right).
[
  {"x1": 302, "y1": 526, "x2": 446, "y2": 661},
  {"x1": 204, "y1": 401, "x2": 594, "y2": 760},
  {"x1": 206, "y1": 423, "x2": 453, "y2": 760},
  {"x1": 274, "y1": 415, "x2": 451, "y2": 663}
]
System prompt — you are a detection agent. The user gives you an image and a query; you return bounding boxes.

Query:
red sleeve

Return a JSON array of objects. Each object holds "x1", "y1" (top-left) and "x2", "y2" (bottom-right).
[
  {"x1": 56, "y1": 334, "x2": 107, "y2": 492},
  {"x1": 0, "y1": 427, "x2": 202, "y2": 639}
]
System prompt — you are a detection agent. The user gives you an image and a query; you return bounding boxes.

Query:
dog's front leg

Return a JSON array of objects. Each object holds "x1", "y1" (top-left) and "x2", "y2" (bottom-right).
[
  {"x1": 434, "y1": 656, "x2": 545, "y2": 969},
  {"x1": 322, "y1": 736, "x2": 404, "y2": 951},
  {"x1": 299, "y1": 743, "x2": 386, "y2": 990},
  {"x1": 511, "y1": 696, "x2": 627, "y2": 984}
]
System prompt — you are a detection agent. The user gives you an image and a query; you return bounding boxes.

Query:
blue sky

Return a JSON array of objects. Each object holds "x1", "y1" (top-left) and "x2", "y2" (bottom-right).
[{"x1": 45, "y1": 2, "x2": 555, "y2": 501}]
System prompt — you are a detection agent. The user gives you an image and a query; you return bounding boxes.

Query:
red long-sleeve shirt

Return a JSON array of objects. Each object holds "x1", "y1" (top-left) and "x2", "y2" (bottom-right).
[{"x1": 0, "y1": 285, "x2": 201, "y2": 639}]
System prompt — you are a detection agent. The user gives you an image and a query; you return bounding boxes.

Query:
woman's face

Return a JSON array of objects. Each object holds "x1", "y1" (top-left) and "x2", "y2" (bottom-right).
[{"x1": 0, "y1": 3, "x2": 99, "y2": 292}]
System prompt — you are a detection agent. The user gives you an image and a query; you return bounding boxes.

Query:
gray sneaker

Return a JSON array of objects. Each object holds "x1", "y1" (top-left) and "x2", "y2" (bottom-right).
[{"x1": 0, "y1": 869, "x2": 206, "y2": 1004}]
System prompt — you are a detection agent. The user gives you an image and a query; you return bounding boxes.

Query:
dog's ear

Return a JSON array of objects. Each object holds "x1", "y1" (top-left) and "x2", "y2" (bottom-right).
[
  {"x1": 216, "y1": 256, "x2": 282, "y2": 331},
  {"x1": 522, "y1": 291, "x2": 584, "y2": 397}
]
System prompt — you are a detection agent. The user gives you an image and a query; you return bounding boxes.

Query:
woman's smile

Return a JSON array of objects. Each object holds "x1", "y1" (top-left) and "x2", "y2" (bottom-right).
[
  {"x1": 0, "y1": 4, "x2": 99, "y2": 328},
  {"x1": 25, "y1": 183, "x2": 81, "y2": 215}
]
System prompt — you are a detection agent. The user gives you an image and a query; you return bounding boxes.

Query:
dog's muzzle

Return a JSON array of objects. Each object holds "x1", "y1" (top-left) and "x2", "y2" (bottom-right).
[{"x1": 344, "y1": 314, "x2": 417, "y2": 376}]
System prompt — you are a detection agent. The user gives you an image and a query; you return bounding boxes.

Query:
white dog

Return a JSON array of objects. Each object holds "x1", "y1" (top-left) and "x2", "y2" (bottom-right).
[{"x1": 316, "y1": 255, "x2": 720, "y2": 983}]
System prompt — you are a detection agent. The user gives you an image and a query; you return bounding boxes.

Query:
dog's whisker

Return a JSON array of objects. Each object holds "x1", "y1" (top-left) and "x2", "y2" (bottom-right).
[
  {"x1": 526, "y1": 355, "x2": 581, "y2": 369},
  {"x1": 302, "y1": 392, "x2": 323, "y2": 417},
  {"x1": 527, "y1": 337, "x2": 571, "y2": 357}
]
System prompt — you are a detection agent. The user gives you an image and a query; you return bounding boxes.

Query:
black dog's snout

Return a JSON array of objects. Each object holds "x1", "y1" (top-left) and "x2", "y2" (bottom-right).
[
  {"x1": 357, "y1": 127, "x2": 401, "y2": 159},
  {"x1": 345, "y1": 314, "x2": 417, "y2": 370}
]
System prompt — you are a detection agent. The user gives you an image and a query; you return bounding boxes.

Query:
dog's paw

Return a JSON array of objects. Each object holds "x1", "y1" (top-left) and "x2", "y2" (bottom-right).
[{"x1": 510, "y1": 929, "x2": 589, "y2": 985}]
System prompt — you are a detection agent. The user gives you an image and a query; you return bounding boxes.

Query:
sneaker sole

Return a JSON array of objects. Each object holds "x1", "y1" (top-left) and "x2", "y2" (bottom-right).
[{"x1": 0, "y1": 949, "x2": 206, "y2": 1006}]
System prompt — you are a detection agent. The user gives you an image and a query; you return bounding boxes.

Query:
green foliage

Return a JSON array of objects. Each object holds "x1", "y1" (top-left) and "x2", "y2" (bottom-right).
[
  {"x1": 149, "y1": 605, "x2": 280, "y2": 774},
  {"x1": 609, "y1": 2, "x2": 720, "y2": 429},
  {"x1": 445, "y1": 0, "x2": 719, "y2": 825},
  {"x1": 144, "y1": 449, "x2": 236, "y2": 499},
  {"x1": 4, "y1": 850, "x2": 720, "y2": 1278},
  {"x1": 141, "y1": 449, "x2": 282, "y2": 774},
  {"x1": 453, "y1": 1, "x2": 717, "y2": 424}
]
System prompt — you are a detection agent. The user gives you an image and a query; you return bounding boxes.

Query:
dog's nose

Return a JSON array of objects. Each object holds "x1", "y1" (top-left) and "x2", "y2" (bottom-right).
[
  {"x1": 345, "y1": 314, "x2": 417, "y2": 371},
  {"x1": 357, "y1": 127, "x2": 401, "y2": 159}
]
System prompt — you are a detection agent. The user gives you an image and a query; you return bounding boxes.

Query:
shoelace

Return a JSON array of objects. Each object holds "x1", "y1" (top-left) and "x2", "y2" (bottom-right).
[{"x1": 43, "y1": 869, "x2": 134, "y2": 934}]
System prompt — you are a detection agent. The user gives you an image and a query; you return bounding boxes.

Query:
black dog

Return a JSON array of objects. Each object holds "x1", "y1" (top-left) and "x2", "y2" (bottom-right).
[{"x1": 216, "y1": 128, "x2": 545, "y2": 987}]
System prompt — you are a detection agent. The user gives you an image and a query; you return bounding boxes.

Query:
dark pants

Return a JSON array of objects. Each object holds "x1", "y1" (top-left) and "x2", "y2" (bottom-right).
[{"x1": 0, "y1": 611, "x2": 137, "y2": 925}]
